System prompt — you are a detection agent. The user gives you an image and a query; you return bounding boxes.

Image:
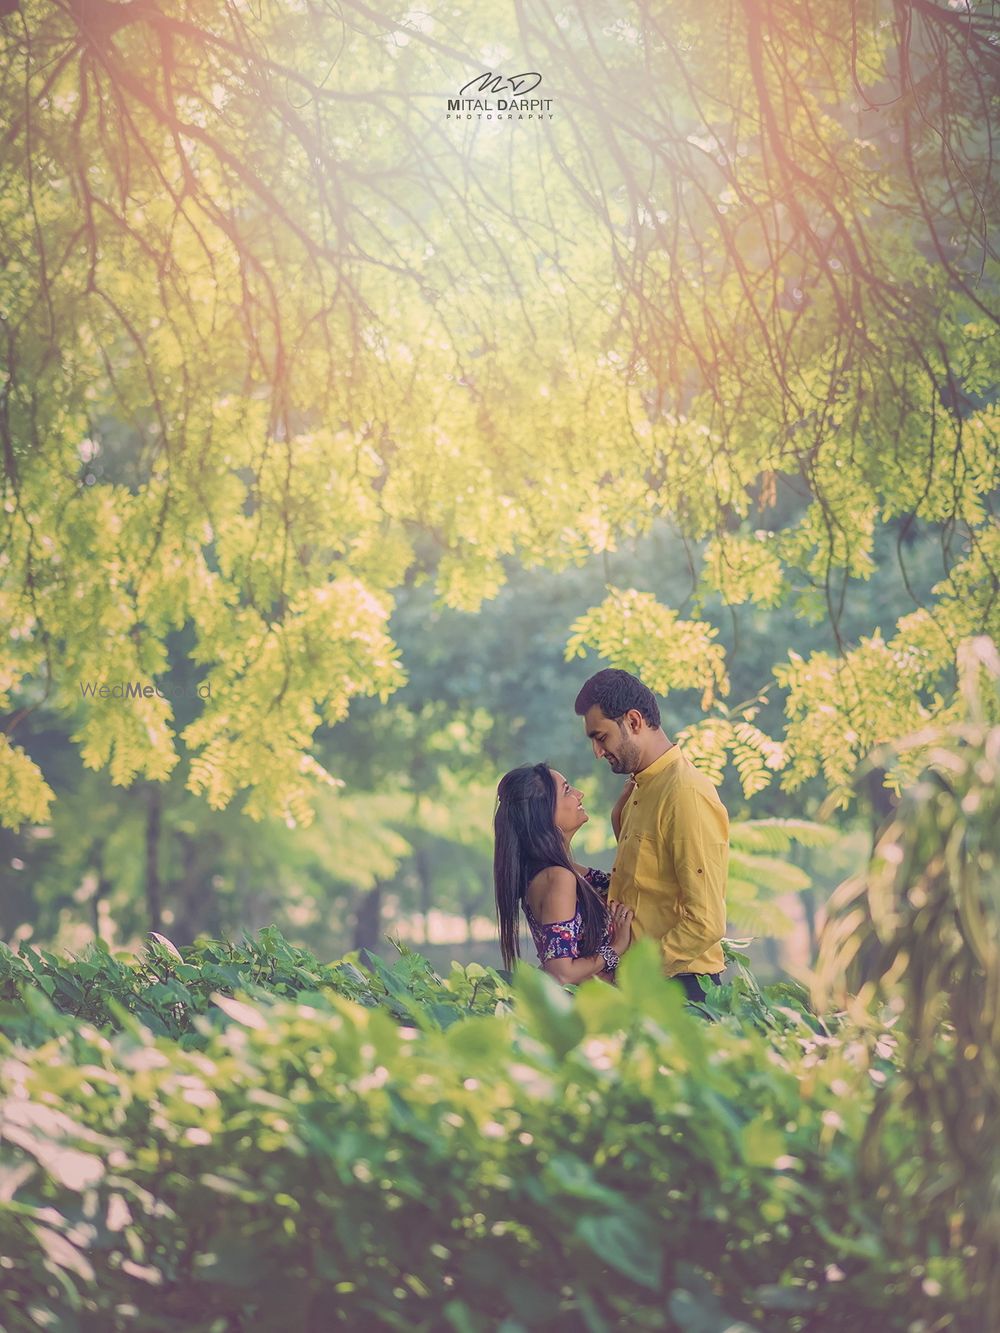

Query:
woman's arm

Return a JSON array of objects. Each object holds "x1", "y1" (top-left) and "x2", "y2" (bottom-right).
[
  {"x1": 543, "y1": 953, "x2": 610, "y2": 985},
  {"x1": 611, "y1": 778, "x2": 636, "y2": 841},
  {"x1": 534, "y1": 868, "x2": 616, "y2": 985},
  {"x1": 547, "y1": 902, "x2": 633, "y2": 985}
]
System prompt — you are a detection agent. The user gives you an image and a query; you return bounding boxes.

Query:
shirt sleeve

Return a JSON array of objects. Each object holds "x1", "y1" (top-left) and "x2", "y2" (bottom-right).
[{"x1": 658, "y1": 786, "x2": 728, "y2": 975}]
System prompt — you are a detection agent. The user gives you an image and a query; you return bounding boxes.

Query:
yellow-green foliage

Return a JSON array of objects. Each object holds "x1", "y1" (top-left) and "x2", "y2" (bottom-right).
[
  {"x1": 816, "y1": 651, "x2": 1000, "y2": 1327},
  {"x1": 726, "y1": 817, "x2": 836, "y2": 937},
  {"x1": 566, "y1": 589, "x2": 729, "y2": 710},
  {"x1": 1, "y1": 0, "x2": 997, "y2": 826}
]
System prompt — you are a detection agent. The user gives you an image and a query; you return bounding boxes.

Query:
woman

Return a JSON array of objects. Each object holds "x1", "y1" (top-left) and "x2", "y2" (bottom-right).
[{"x1": 494, "y1": 763, "x2": 633, "y2": 983}]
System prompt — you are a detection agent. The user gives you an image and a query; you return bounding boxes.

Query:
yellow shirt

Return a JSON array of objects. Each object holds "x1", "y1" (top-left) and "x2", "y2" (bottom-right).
[{"x1": 610, "y1": 746, "x2": 728, "y2": 977}]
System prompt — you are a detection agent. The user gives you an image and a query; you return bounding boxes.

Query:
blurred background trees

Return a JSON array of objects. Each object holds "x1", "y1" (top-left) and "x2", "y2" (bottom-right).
[
  {"x1": 1, "y1": 0, "x2": 997, "y2": 965},
  {"x1": 0, "y1": 513, "x2": 952, "y2": 970}
]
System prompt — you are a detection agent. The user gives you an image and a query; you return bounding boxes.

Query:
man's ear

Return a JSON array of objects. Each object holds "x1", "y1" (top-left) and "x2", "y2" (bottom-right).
[{"x1": 624, "y1": 708, "x2": 644, "y2": 733}]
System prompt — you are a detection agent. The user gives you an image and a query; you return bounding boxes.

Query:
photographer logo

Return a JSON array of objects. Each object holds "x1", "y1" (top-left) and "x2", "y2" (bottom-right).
[{"x1": 447, "y1": 71, "x2": 554, "y2": 122}]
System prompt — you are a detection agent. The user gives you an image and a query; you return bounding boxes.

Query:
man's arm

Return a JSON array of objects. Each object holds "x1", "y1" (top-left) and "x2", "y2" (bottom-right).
[
  {"x1": 611, "y1": 778, "x2": 636, "y2": 841},
  {"x1": 658, "y1": 787, "x2": 728, "y2": 975}
]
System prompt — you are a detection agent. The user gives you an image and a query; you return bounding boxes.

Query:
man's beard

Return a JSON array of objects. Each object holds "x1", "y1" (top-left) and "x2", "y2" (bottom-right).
[{"x1": 609, "y1": 729, "x2": 641, "y2": 775}]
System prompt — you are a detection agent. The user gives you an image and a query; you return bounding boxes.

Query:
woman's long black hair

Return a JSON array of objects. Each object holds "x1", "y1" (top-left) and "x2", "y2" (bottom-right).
[{"x1": 493, "y1": 763, "x2": 610, "y2": 970}]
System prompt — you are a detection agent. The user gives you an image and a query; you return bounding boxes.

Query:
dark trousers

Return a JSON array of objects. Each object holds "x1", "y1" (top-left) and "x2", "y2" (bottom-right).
[{"x1": 672, "y1": 972, "x2": 723, "y2": 1004}]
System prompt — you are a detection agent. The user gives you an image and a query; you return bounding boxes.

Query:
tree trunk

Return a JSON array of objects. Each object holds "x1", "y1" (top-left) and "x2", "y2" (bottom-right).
[
  {"x1": 170, "y1": 833, "x2": 215, "y2": 946},
  {"x1": 145, "y1": 786, "x2": 162, "y2": 933},
  {"x1": 415, "y1": 846, "x2": 432, "y2": 944},
  {"x1": 865, "y1": 767, "x2": 897, "y2": 848},
  {"x1": 845, "y1": 767, "x2": 901, "y2": 990},
  {"x1": 353, "y1": 882, "x2": 383, "y2": 954},
  {"x1": 241, "y1": 864, "x2": 273, "y2": 936},
  {"x1": 92, "y1": 873, "x2": 111, "y2": 941}
]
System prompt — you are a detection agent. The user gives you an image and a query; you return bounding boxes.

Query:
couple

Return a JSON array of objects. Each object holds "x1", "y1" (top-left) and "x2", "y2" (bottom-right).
[{"x1": 493, "y1": 668, "x2": 729, "y2": 1003}]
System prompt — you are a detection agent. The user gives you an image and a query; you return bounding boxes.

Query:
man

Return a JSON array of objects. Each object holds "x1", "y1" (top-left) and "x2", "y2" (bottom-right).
[{"x1": 574, "y1": 667, "x2": 728, "y2": 1002}]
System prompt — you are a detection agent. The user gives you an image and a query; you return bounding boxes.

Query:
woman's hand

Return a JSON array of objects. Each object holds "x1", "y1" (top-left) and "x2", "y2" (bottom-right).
[{"x1": 609, "y1": 901, "x2": 634, "y2": 954}]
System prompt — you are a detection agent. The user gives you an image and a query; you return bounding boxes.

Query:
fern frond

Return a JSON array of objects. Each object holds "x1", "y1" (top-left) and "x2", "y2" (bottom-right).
[
  {"x1": 730, "y1": 817, "x2": 837, "y2": 853},
  {"x1": 726, "y1": 899, "x2": 797, "y2": 938},
  {"x1": 727, "y1": 852, "x2": 811, "y2": 894}
]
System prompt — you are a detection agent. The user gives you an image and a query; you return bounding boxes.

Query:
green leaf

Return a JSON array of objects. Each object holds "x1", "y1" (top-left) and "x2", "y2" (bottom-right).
[
  {"x1": 576, "y1": 1211, "x2": 662, "y2": 1289},
  {"x1": 512, "y1": 963, "x2": 584, "y2": 1059},
  {"x1": 740, "y1": 1116, "x2": 786, "y2": 1168}
]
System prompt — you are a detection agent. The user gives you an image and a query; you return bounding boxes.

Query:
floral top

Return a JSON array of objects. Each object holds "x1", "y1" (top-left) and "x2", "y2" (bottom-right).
[{"x1": 523, "y1": 867, "x2": 612, "y2": 965}]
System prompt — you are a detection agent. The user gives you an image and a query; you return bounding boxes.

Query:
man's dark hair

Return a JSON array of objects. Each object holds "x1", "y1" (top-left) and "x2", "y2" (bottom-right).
[{"x1": 574, "y1": 668, "x2": 661, "y2": 729}]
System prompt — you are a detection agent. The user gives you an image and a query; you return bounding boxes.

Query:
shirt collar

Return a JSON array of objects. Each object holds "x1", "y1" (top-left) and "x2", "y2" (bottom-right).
[{"x1": 633, "y1": 744, "x2": 680, "y2": 787}]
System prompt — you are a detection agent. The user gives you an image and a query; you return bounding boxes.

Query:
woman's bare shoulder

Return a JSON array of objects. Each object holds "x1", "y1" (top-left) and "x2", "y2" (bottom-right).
[{"x1": 526, "y1": 866, "x2": 578, "y2": 923}]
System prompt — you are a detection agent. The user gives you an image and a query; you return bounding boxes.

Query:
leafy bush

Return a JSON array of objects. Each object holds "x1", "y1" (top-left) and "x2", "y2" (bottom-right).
[
  {"x1": 0, "y1": 927, "x2": 512, "y2": 1047},
  {"x1": 0, "y1": 936, "x2": 972, "y2": 1333},
  {"x1": 817, "y1": 639, "x2": 1000, "y2": 1331}
]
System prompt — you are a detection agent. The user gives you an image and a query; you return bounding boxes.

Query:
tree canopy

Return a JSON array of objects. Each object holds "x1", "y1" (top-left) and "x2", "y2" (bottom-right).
[{"x1": 1, "y1": 0, "x2": 998, "y2": 828}]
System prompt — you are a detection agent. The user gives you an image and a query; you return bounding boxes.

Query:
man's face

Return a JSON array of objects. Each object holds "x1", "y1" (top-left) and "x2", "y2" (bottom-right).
[{"x1": 583, "y1": 706, "x2": 642, "y2": 775}]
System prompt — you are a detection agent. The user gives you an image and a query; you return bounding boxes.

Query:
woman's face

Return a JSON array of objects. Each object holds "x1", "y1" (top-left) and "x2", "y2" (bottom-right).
[{"x1": 550, "y1": 770, "x2": 587, "y2": 837}]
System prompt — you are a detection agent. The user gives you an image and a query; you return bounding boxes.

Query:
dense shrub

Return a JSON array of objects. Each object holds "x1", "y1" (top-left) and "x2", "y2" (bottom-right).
[
  {"x1": 0, "y1": 927, "x2": 512, "y2": 1046},
  {"x1": 817, "y1": 650, "x2": 1000, "y2": 1333},
  {"x1": 0, "y1": 937, "x2": 970, "y2": 1333}
]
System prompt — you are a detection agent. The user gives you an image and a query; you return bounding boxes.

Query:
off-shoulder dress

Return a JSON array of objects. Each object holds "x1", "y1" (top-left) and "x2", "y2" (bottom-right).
[{"x1": 522, "y1": 867, "x2": 613, "y2": 966}]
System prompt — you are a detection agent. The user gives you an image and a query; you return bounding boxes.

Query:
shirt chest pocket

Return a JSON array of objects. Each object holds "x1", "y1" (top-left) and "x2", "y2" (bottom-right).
[
  {"x1": 614, "y1": 831, "x2": 661, "y2": 908},
  {"x1": 633, "y1": 831, "x2": 664, "y2": 890}
]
